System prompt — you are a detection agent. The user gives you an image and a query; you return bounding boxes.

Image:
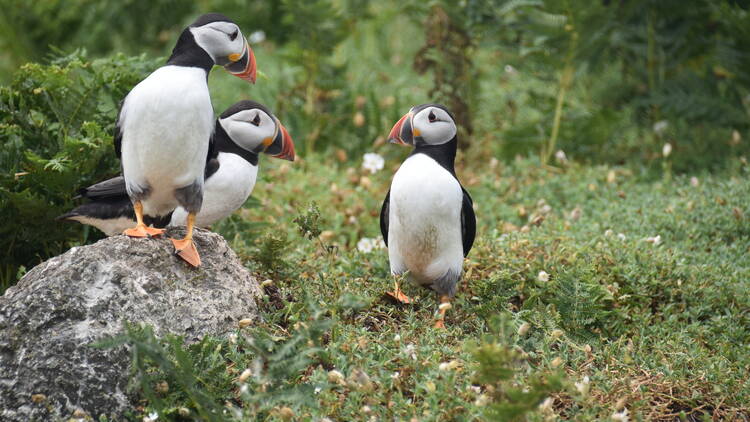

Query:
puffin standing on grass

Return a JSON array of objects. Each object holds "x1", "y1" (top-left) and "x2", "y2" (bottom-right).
[
  {"x1": 58, "y1": 101, "x2": 295, "y2": 235},
  {"x1": 380, "y1": 104, "x2": 476, "y2": 328},
  {"x1": 115, "y1": 13, "x2": 257, "y2": 267}
]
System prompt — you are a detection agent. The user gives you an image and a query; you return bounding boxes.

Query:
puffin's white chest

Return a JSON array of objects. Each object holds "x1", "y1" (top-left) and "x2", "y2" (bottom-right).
[
  {"x1": 387, "y1": 153, "x2": 463, "y2": 284},
  {"x1": 119, "y1": 66, "x2": 213, "y2": 214},
  {"x1": 170, "y1": 153, "x2": 258, "y2": 227}
]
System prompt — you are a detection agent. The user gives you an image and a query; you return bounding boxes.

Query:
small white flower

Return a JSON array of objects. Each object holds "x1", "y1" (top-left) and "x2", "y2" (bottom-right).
[
  {"x1": 404, "y1": 344, "x2": 417, "y2": 360},
  {"x1": 538, "y1": 271, "x2": 550, "y2": 282},
  {"x1": 644, "y1": 235, "x2": 661, "y2": 245},
  {"x1": 653, "y1": 120, "x2": 669, "y2": 134},
  {"x1": 662, "y1": 143, "x2": 672, "y2": 158},
  {"x1": 357, "y1": 238, "x2": 375, "y2": 253},
  {"x1": 393, "y1": 334, "x2": 401, "y2": 342},
  {"x1": 690, "y1": 176, "x2": 699, "y2": 187},
  {"x1": 356, "y1": 237, "x2": 385, "y2": 253},
  {"x1": 469, "y1": 385, "x2": 482, "y2": 394},
  {"x1": 239, "y1": 384, "x2": 249, "y2": 395},
  {"x1": 504, "y1": 64, "x2": 517, "y2": 74},
  {"x1": 143, "y1": 411, "x2": 158, "y2": 422},
  {"x1": 362, "y1": 152, "x2": 385, "y2": 174},
  {"x1": 611, "y1": 408, "x2": 629, "y2": 422},
  {"x1": 575, "y1": 376, "x2": 590, "y2": 396},
  {"x1": 617, "y1": 233, "x2": 627, "y2": 241},
  {"x1": 248, "y1": 30, "x2": 266, "y2": 44},
  {"x1": 391, "y1": 371, "x2": 400, "y2": 379},
  {"x1": 314, "y1": 386, "x2": 322, "y2": 394},
  {"x1": 604, "y1": 229, "x2": 614, "y2": 237},
  {"x1": 555, "y1": 149, "x2": 568, "y2": 163}
]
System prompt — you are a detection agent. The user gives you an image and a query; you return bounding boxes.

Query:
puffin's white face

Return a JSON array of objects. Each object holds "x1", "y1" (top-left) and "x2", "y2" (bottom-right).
[
  {"x1": 411, "y1": 106, "x2": 456, "y2": 146},
  {"x1": 219, "y1": 108, "x2": 277, "y2": 153},
  {"x1": 190, "y1": 21, "x2": 247, "y2": 65},
  {"x1": 218, "y1": 104, "x2": 296, "y2": 161}
]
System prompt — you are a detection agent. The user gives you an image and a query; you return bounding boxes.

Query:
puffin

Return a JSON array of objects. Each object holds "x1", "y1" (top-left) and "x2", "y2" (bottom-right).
[
  {"x1": 115, "y1": 13, "x2": 257, "y2": 267},
  {"x1": 379, "y1": 103, "x2": 476, "y2": 328},
  {"x1": 58, "y1": 100, "x2": 295, "y2": 235}
]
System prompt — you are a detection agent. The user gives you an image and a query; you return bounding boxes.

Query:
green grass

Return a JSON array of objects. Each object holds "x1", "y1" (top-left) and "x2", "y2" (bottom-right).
[{"x1": 116, "y1": 152, "x2": 750, "y2": 421}]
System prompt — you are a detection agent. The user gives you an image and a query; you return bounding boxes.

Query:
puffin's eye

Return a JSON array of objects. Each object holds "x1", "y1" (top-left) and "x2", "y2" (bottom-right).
[
  {"x1": 229, "y1": 29, "x2": 239, "y2": 41},
  {"x1": 251, "y1": 113, "x2": 261, "y2": 126},
  {"x1": 428, "y1": 111, "x2": 436, "y2": 122}
]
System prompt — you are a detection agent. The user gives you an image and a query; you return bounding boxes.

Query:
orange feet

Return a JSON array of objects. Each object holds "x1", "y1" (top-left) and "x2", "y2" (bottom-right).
[
  {"x1": 171, "y1": 237, "x2": 201, "y2": 267},
  {"x1": 385, "y1": 289, "x2": 413, "y2": 304},
  {"x1": 434, "y1": 319, "x2": 446, "y2": 329},
  {"x1": 123, "y1": 225, "x2": 164, "y2": 238}
]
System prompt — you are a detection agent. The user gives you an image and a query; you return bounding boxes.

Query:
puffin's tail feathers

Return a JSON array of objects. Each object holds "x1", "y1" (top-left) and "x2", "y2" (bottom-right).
[{"x1": 76, "y1": 176, "x2": 128, "y2": 200}]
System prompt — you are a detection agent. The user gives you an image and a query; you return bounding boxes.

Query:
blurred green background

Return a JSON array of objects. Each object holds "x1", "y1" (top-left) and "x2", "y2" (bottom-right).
[{"x1": 1, "y1": 0, "x2": 749, "y2": 288}]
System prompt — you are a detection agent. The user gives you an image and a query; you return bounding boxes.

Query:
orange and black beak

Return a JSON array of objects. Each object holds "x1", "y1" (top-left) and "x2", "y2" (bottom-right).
[
  {"x1": 387, "y1": 111, "x2": 414, "y2": 146},
  {"x1": 224, "y1": 39, "x2": 257, "y2": 84},
  {"x1": 264, "y1": 119, "x2": 295, "y2": 161}
]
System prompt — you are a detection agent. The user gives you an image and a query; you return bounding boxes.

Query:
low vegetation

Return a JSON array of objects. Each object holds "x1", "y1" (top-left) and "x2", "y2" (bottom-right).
[{"x1": 112, "y1": 153, "x2": 749, "y2": 420}]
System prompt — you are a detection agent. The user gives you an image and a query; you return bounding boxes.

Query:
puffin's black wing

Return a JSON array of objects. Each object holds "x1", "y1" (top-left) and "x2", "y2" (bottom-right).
[
  {"x1": 379, "y1": 189, "x2": 390, "y2": 246},
  {"x1": 204, "y1": 130, "x2": 220, "y2": 179},
  {"x1": 114, "y1": 103, "x2": 124, "y2": 159},
  {"x1": 76, "y1": 176, "x2": 127, "y2": 200},
  {"x1": 461, "y1": 187, "x2": 476, "y2": 257}
]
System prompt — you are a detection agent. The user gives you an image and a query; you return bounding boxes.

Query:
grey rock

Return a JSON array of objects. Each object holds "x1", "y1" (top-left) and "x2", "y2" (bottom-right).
[{"x1": 0, "y1": 228, "x2": 261, "y2": 421}]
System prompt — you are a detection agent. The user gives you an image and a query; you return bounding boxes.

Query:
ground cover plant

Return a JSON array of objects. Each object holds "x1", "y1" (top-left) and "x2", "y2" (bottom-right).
[{"x1": 111, "y1": 153, "x2": 750, "y2": 420}]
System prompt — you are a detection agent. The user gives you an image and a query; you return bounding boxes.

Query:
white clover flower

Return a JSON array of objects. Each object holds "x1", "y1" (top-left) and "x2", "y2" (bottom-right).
[
  {"x1": 504, "y1": 64, "x2": 517, "y2": 74},
  {"x1": 357, "y1": 237, "x2": 384, "y2": 253},
  {"x1": 611, "y1": 408, "x2": 629, "y2": 422},
  {"x1": 538, "y1": 271, "x2": 550, "y2": 282},
  {"x1": 653, "y1": 120, "x2": 669, "y2": 134},
  {"x1": 391, "y1": 371, "x2": 400, "y2": 379},
  {"x1": 690, "y1": 176, "x2": 699, "y2": 187},
  {"x1": 248, "y1": 30, "x2": 266, "y2": 44},
  {"x1": 575, "y1": 376, "x2": 590, "y2": 396},
  {"x1": 362, "y1": 152, "x2": 385, "y2": 174},
  {"x1": 644, "y1": 235, "x2": 661, "y2": 245},
  {"x1": 314, "y1": 386, "x2": 322, "y2": 394},
  {"x1": 617, "y1": 233, "x2": 627, "y2": 241},
  {"x1": 393, "y1": 334, "x2": 401, "y2": 342},
  {"x1": 143, "y1": 411, "x2": 158, "y2": 422},
  {"x1": 662, "y1": 143, "x2": 673, "y2": 158},
  {"x1": 404, "y1": 344, "x2": 417, "y2": 360},
  {"x1": 604, "y1": 229, "x2": 614, "y2": 237},
  {"x1": 555, "y1": 149, "x2": 568, "y2": 163}
]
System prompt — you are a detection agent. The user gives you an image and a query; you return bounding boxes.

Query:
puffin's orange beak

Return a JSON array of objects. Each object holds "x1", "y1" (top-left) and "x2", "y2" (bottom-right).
[
  {"x1": 266, "y1": 121, "x2": 295, "y2": 161},
  {"x1": 225, "y1": 39, "x2": 257, "y2": 84},
  {"x1": 387, "y1": 112, "x2": 413, "y2": 145}
]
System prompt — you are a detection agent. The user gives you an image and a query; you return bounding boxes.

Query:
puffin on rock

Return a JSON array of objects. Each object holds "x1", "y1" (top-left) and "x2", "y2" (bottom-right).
[
  {"x1": 380, "y1": 103, "x2": 476, "y2": 328},
  {"x1": 58, "y1": 100, "x2": 295, "y2": 235},
  {"x1": 115, "y1": 13, "x2": 257, "y2": 267}
]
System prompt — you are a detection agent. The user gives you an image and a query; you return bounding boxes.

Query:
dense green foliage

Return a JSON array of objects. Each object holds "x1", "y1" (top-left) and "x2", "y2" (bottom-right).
[{"x1": 0, "y1": 52, "x2": 159, "y2": 287}]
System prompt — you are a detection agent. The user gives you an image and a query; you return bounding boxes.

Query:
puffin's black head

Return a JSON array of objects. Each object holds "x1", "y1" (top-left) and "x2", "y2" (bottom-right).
[
  {"x1": 387, "y1": 103, "x2": 457, "y2": 147},
  {"x1": 218, "y1": 100, "x2": 295, "y2": 161},
  {"x1": 169, "y1": 13, "x2": 257, "y2": 83}
]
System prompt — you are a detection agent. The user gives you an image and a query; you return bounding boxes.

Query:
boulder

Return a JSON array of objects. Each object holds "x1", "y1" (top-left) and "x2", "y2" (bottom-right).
[{"x1": 0, "y1": 228, "x2": 262, "y2": 421}]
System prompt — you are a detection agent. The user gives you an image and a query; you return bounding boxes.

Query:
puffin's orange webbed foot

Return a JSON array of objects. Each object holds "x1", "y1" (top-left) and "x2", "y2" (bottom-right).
[
  {"x1": 124, "y1": 225, "x2": 164, "y2": 238},
  {"x1": 171, "y1": 237, "x2": 201, "y2": 267},
  {"x1": 434, "y1": 319, "x2": 446, "y2": 329},
  {"x1": 385, "y1": 289, "x2": 413, "y2": 304}
]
